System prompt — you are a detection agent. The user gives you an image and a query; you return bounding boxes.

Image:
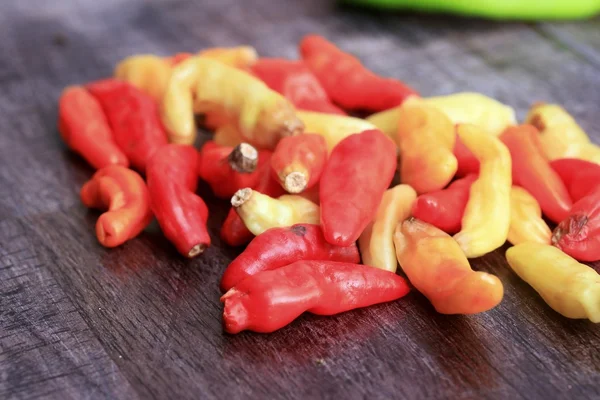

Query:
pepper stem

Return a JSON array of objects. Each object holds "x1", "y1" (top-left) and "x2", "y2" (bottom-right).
[
  {"x1": 187, "y1": 243, "x2": 207, "y2": 258},
  {"x1": 284, "y1": 172, "x2": 307, "y2": 194},
  {"x1": 231, "y1": 188, "x2": 252, "y2": 208},
  {"x1": 228, "y1": 143, "x2": 258, "y2": 173}
]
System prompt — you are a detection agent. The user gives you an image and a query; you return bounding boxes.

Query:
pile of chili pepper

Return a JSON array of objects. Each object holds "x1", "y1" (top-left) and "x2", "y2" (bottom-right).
[{"x1": 58, "y1": 35, "x2": 600, "y2": 334}]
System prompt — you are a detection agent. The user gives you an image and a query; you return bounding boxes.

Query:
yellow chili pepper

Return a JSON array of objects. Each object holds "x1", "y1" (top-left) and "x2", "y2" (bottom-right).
[
  {"x1": 453, "y1": 124, "x2": 512, "y2": 258},
  {"x1": 213, "y1": 124, "x2": 244, "y2": 147},
  {"x1": 367, "y1": 92, "x2": 516, "y2": 138},
  {"x1": 114, "y1": 55, "x2": 172, "y2": 102},
  {"x1": 197, "y1": 46, "x2": 258, "y2": 69},
  {"x1": 358, "y1": 184, "x2": 416, "y2": 272},
  {"x1": 296, "y1": 110, "x2": 376, "y2": 151},
  {"x1": 394, "y1": 218, "x2": 504, "y2": 314},
  {"x1": 526, "y1": 103, "x2": 600, "y2": 164},
  {"x1": 231, "y1": 188, "x2": 320, "y2": 235},
  {"x1": 162, "y1": 56, "x2": 303, "y2": 147},
  {"x1": 506, "y1": 243, "x2": 600, "y2": 323},
  {"x1": 508, "y1": 186, "x2": 552, "y2": 246}
]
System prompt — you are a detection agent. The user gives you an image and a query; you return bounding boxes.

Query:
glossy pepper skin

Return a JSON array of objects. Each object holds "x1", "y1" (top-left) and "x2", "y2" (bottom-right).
[
  {"x1": 87, "y1": 79, "x2": 168, "y2": 173},
  {"x1": 358, "y1": 184, "x2": 416, "y2": 272},
  {"x1": 251, "y1": 59, "x2": 345, "y2": 115},
  {"x1": 320, "y1": 129, "x2": 397, "y2": 246},
  {"x1": 220, "y1": 224, "x2": 360, "y2": 292},
  {"x1": 506, "y1": 244, "x2": 600, "y2": 323},
  {"x1": 58, "y1": 86, "x2": 128, "y2": 169},
  {"x1": 80, "y1": 165, "x2": 153, "y2": 247},
  {"x1": 550, "y1": 158, "x2": 600, "y2": 202},
  {"x1": 147, "y1": 144, "x2": 210, "y2": 257},
  {"x1": 453, "y1": 134, "x2": 480, "y2": 177},
  {"x1": 411, "y1": 174, "x2": 477, "y2": 235},
  {"x1": 271, "y1": 134, "x2": 328, "y2": 193},
  {"x1": 394, "y1": 218, "x2": 504, "y2": 314},
  {"x1": 198, "y1": 141, "x2": 261, "y2": 198},
  {"x1": 454, "y1": 124, "x2": 512, "y2": 258},
  {"x1": 221, "y1": 260, "x2": 410, "y2": 334},
  {"x1": 552, "y1": 186, "x2": 600, "y2": 262},
  {"x1": 300, "y1": 35, "x2": 418, "y2": 111},
  {"x1": 500, "y1": 124, "x2": 572, "y2": 223},
  {"x1": 508, "y1": 186, "x2": 552, "y2": 246},
  {"x1": 397, "y1": 99, "x2": 457, "y2": 194}
]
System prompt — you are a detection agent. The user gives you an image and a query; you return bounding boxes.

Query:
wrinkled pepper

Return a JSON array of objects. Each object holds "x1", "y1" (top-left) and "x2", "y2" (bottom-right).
[
  {"x1": 198, "y1": 141, "x2": 261, "y2": 198},
  {"x1": 411, "y1": 174, "x2": 477, "y2": 234},
  {"x1": 231, "y1": 188, "x2": 320, "y2": 236},
  {"x1": 220, "y1": 224, "x2": 360, "y2": 292},
  {"x1": 454, "y1": 124, "x2": 512, "y2": 258},
  {"x1": 300, "y1": 35, "x2": 418, "y2": 111},
  {"x1": 552, "y1": 186, "x2": 600, "y2": 262},
  {"x1": 397, "y1": 99, "x2": 457, "y2": 194},
  {"x1": 114, "y1": 55, "x2": 172, "y2": 102},
  {"x1": 221, "y1": 260, "x2": 410, "y2": 333},
  {"x1": 87, "y1": 79, "x2": 168, "y2": 173},
  {"x1": 358, "y1": 184, "x2": 416, "y2": 272},
  {"x1": 550, "y1": 158, "x2": 600, "y2": 202},
  {"x1": 58, "y1": 86, "x2": 128, "y2": 169},
  {"x1": 320, "y1": 129, "x2": 397, "y2": 246},
  {"x1": 508, "y1": 186, "x2": 552, "y2": 246},
  {"x1": 270, "y1": 134, "x2": 328, "y2": 193},
  {"x1": 296, "y1": 110, "x2": 377, "y2": 151},
  {"x1": 506, "y1": 243, "x2": 600, "y2": 323},
  {"x1": 500, "y1": 124, "x2": 572, "y2": 223},
  {"x1": 251, "y1": 59, "x2": 345, "y2": 115},
  {"x1": 146, "y1": 144, "x2": 210, "y2": 257},
  {"x1": 162, "y1": 56, "x2": 303, "y2": 147},
  {"x1": 394, "y1": 218, "x2": 503, "y2": 314},
  {"x1": 80, "y1": 165, "x2": 153, "y2": 247}
]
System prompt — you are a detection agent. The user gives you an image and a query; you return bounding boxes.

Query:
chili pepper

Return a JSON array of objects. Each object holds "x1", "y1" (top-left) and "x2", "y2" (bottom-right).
[
  {"x1": 411, "y1": 174, "x2": 477, "y2": 234},
  {"x1": 220, "y1": 224, "x2": 360, "y2": 292},
  {"x1": 453, "y1": 124, "x2": 512, "y2": 258},
  {"x1": 58, "y1": 86, "x2": 128, "y2": 169},
  {"x1": 552, "y1": 186, "x2": 600, "y2": 262},
  {"x1": 114, "y1": 54, "x2": 172, "y2": 102},
  {"x1": 366, "y1": 92, "x2": 516, "y2": 138},
  {"x1": 394, "y1": 218, "x2": 504, "y2": 314},
  {"x1": 197, "y1": 141, "x2": 261, "y2": 198},
  {"x1": 221, "y1": 259, "x2": 410, "y2": 333},
  {"x1": 86, "y1": 79, "x2": 168, "y2": 173},
  {"x1": 320, "y1": 129, "x2": 397, "y2": 246},
  {"x1": 397, "y1": 99, "x2": 457, "y2": 194},
  {"x1": 506, "y1": 243, "x2": 600, "y2": 323},
  {"x1": 231, "y1": 188, "x2": 320, "y2": 236},
  {"x1": 166, "y1": 46, "x2": 258, "y2": 69},
  {"x1": 550, "y1": 158, "x2": 600, "y2": 202},
  {"x1": 146, "y1": 144, "x2": 210, "y2": 257},
  {"x1": 251, "y1": 58, "x2": 345, "y2": 115},
  {"x1": 500, "y1": 124, "x2": 572, "y2": 223},
  {"x1": 162, "y1": 56, "x2": 303, "y2": 147},
  {"x1": 270, "y1": 134, "x2": 328, "y2": 193},
  {"x1": 300, "y1": 35, "x2": 418, "y2": 111},
  {"x1": 358, "y1": 184, "x2": 416, "y2": 272},
  {"x1": 508, "y1": 186, "x2": 552, "y2": 246},
  {"x1": 296, "y1": 110, "x2": 377, "y2": 151},
  {"x1": 453, "y1": 134, "x2": 480, "y2": 177},
  {"x1": 80, "y1": 165, "x2": 153, "y2": 247},
  {"x1": 204, "y1": 111, "x2": 232, "y2": 132},
  {"x1": 167, "y1": 52, "x2": 193, "y2": 66},
  {"x1": 526, "y1": 103, "x2": 600, "y2": 163}
]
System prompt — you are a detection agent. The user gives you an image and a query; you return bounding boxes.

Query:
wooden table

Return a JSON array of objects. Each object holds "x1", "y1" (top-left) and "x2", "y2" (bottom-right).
[{"x1": 1, "y1": 1, "x2": 599, "y2": 399}]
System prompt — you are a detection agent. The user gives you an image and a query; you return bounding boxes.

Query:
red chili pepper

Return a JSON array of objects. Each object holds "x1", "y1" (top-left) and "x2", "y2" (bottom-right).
[
  {"x1": 453, "y1": 134, "x2": 480, "y2": 177},
  {"x1": 553, "y1": 186, "x2": 600, "y2": 262},
  {"x1": 500, "y1": 125, "x2": 572, "y2": 223},
  {"x1": 58, "y1": 86, "x2": 129, "y2": 169},
  {"x1": 87, "y1": 79, "x2": 168, "y2": 173},
  {"x1": 198, "y1": 141, "x2": 261, "y2": 198},
  {"x1": 320, "y1": 129, "x2": 397, "y2": 246},
  {"x1": 220, "y1": 224, "x2": 360, "y2": 291},
  {"x1": 300, "y1": 35, "x2": 419, "y2": 111},
  {"x1": 251, "y1": 58, "x2": 345, "y2": 115},
  {"x1": 411, "y1": 174, "x2": 477, "y2": 234},
  {"x1": 221, "y1": 259, "x2": 410, "y2": 333},
  {"x1": 270, "y1": 134, "x2": 328, "y2": 194},
  {"x1": 146, "y1": 144, "x2": 210, "y2": 257},
  {"x1": 550, "y1": 158, "x2": 600, "y2": 202}
]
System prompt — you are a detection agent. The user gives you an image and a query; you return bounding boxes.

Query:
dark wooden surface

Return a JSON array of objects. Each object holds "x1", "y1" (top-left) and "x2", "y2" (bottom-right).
[{"x1": 1, "y1": 1, "x2": 599, "y2": 399}]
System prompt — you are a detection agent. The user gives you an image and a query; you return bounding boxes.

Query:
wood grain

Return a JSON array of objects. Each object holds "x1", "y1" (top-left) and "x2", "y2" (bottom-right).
[{"x1": 0, "y1": 1, "x2": 599, "y2": 399}]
